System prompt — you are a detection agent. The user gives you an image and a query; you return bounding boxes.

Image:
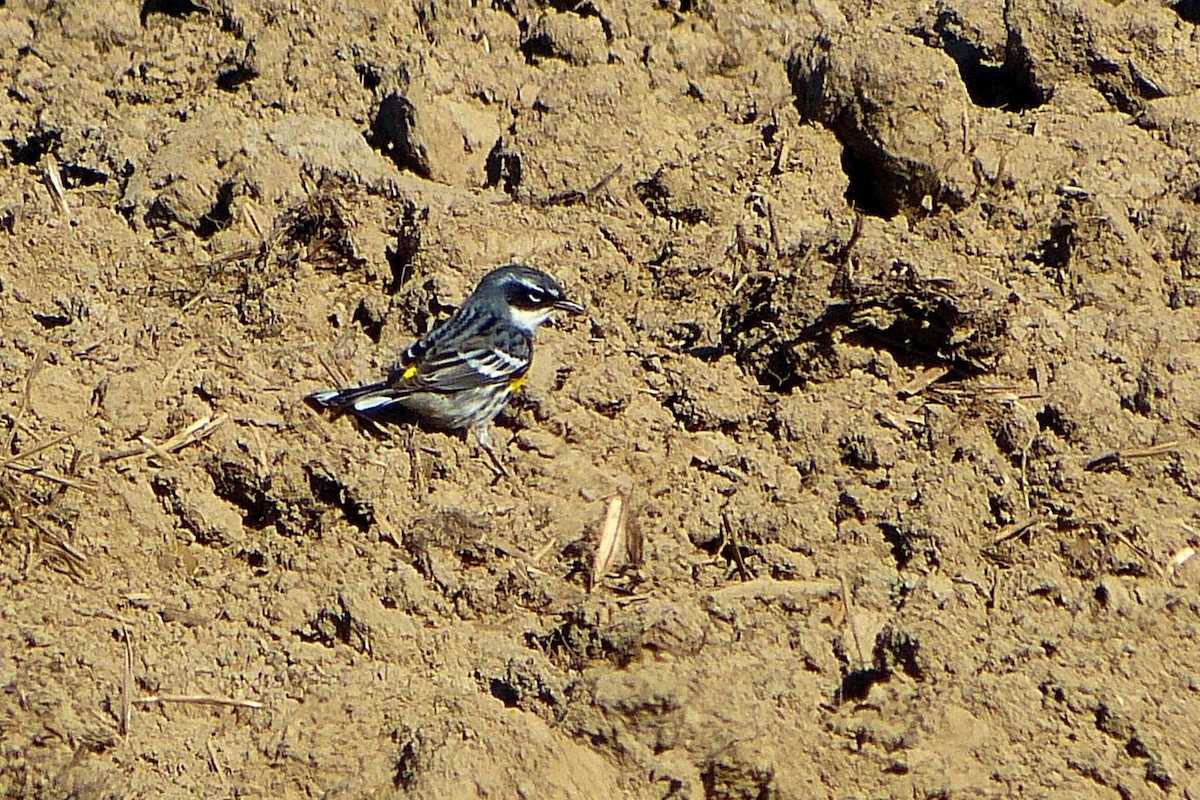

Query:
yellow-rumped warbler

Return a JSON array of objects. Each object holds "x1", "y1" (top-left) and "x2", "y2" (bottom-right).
[{"x1": 307, "y1": 264, "x2": 584, "y2": 475}]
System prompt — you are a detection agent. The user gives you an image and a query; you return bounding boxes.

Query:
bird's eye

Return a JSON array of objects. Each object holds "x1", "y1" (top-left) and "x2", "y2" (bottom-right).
[{"x1": 526, "y1": 289, "x2": 548, "y2": 305}]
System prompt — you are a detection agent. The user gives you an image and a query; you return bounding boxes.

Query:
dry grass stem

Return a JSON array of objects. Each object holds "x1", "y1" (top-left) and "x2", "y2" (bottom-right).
[
  {"x1": 0, "y1": 349, "x2": 98, "y2": 491},
  {"x1": 180, "y1": 245, "x2": 260, "y2": 312},
  {"x1": 1166, "y1": 546, "x2": 1196, "y2": 581},
  {"x1": 207, "y1": 737, "x2": 228, "y2": 783},
  {"x1": 120, "y1": 623, "x2": 133, "y2": 736},
  {"x1": 160, "y1": 345, "x2": 198, "y2": 390},
  {"x1": 531, "y1": 533, "x2": 559, "y2": 563},
  {"x1": 28, "y1": 518, "x2": 89, "y2": 579},
  {"x1": 923, "y1": 381, "x2": 1040, "y2": 405},
  {"x1": 897, "y1": 367, "x2": 950, "y2": 398},
  {"x1": 3, "y1": 348, "x2": 46, "y2": 457},
  {"x1": 5, "y1": 462, "x2": 98, "y2": 492},
  {"x1": 1113, "y1": 530, "x2": 1160, "y2": 576},
  {"x1": 719, "y1": 513, "x2": 750, "y2": 581},
  {"x1": 590, "y1": 494, "x2": 626, "y2": 590},
  {"x1": 133, "y1": 695, "x2": 264, "y2": 710},
  {"x1": 315, "y1": 350, "x2": 352, "y2": 389},
  {"x1": 771, "y1": 135, "x2": 791, "y2": 175},
  {"x1": 990, "y1": 517, "x2": 1046, "y2": 547},
  {"x1": 534, "y1": 162, "x2": 623, "y2": 207},
  {"x1": 4, "y1": 432, "x2": 71, "y2": 465},
  {"x1": 42, "y1": 155, "x2": 71, "y2": 219},
  {"x1": 839, "y1": 573, "x2": 866, "y2": 668},
  {"x1": 625, "y1": 508, "x2": 643, "y2": 567},
  {"x1": 136, "y1": 435, "x2": 173, "y2": 462},
  {"x1": 99, "y1": 414, "x2": 228, "y2": 463},
  {"x1": 1085, "y1": 440, "x2": 1179, "y2": 472}
]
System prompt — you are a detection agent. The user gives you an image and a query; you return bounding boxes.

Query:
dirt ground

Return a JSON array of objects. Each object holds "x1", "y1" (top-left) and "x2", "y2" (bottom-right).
[{"x1": 2, "y1": 0, "x2": 1200, "y2": 797}]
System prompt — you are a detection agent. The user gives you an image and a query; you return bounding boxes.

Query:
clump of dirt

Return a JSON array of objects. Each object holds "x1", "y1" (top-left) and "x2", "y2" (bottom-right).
[
  {"x1": 722, "y1": 219, "x2": 1011, "y2": 391},
  {"x1": 2, "y1": 0, "x2": 1200, "y2": 797}
]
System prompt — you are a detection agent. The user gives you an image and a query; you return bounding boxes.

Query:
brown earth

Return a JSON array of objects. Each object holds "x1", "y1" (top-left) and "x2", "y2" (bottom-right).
[{"x1": 2, "y1": 0, "x2": 1200, "y2": 797}]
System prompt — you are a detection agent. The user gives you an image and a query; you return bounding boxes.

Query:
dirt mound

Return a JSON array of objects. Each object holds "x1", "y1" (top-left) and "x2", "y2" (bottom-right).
[{"x1": 2, "y1": 0, "x2": 1199, "y2": 797}]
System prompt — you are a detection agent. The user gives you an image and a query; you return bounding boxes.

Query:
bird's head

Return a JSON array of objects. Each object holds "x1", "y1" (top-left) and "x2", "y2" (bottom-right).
[{"x1": 479, "y1": 264, "x2": 584, "y2": 333}]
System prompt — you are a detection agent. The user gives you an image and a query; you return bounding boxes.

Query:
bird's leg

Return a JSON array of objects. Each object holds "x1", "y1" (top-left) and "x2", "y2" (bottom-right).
[{"x1": 473, "y1": 422, "x2": 511, "y2": 480}]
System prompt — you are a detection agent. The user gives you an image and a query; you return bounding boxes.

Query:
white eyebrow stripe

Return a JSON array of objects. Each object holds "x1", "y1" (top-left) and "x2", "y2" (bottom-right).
[{"x1": 514, "y1": 277, "x2": 556, "y2": 297}]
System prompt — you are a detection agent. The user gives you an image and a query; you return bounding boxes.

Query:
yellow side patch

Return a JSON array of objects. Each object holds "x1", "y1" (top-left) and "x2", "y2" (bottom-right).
[
  {"x1": 401, "y1": 364, "x2": 418, "y2": 380},
  {"x1": 509, "y1": 375, "x2": 527, "y2": 392}
]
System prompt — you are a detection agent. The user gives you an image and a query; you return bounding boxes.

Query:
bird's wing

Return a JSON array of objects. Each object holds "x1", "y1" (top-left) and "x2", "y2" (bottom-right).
[{"x1": 391, "y1": 326, "x2": 531, "y2": 393}]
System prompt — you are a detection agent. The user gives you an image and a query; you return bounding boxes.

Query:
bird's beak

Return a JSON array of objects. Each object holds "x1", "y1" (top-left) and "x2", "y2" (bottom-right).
[{"x1": 554, "y1": 298, "x2": 585, "y2": 315}]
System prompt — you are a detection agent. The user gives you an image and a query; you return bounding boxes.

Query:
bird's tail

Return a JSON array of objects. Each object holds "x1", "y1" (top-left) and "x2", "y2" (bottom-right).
[{"x1": 306, "y1": 382, "x2": 404, "y2": 416}]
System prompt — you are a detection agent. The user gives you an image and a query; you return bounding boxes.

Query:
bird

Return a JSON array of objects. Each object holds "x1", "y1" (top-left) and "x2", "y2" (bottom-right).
[{"x1": 307, "y1": 264, "x2": 584, "y2": 476}]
